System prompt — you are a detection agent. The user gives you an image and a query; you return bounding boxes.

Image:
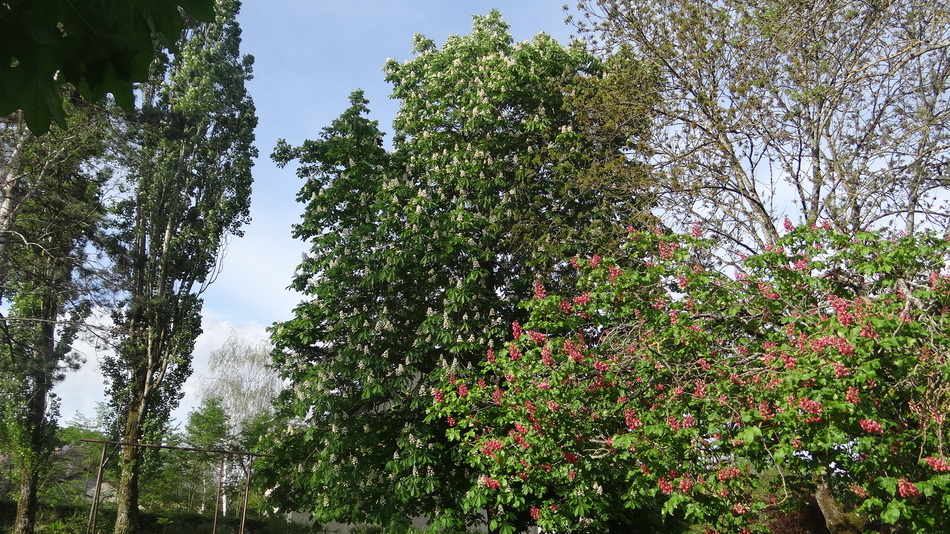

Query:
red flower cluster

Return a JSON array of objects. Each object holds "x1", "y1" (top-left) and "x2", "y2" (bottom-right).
[
  {"x1": 658, "y1": 477, "x2": 674, "y2": 494},
  {"x1": 533, "y1": 279, "x2": 547, "y2": 299},
  {"x1": 757, "y1": 282, "x2": 779, "y2": 299},
  {"x1": 482, "y1": 475, "x2": 501, "y2": 490},
  {"x1": 678, "y1": 475, "x2": 694, "y2": 493},
  {"x1": 608, "y1": 265, "x2": 623, "y2": 283},
  {"x1": 846, "y1": 386, "x2": 860, "y2": 404},
  {"x1": 481, "y1": 439, "x2": 504, "y2": 456},
  {"x1": 717, "y1": 466, "x2": 741, "y2": 481},
  {"x1": 624, "y1": 408, "x2": 642, "y2": 430},
  {"x1": 559, "y1": 300, "x2": 573, "y2": 314},
  {"x1": 827, "y1": 294, "x2": 855, "y2": 325},
  {"x1": 832, "y1": 361, "x2": 851, "y2": 378},
  {"x1": 492, "y1": 387, "x2": 504, "y2": 405},
  {"x1": 659, "y1": 241, "x2": 678, "y2": 260},
  {"x1": 925, "y1": 457, "x2": 950, "y2": 471},
  {"x1": 563, "y1": 340, "x2": 584, "y2": 363},
  {"x1": 897, "y1": 478, "x2": 919, "y2": 498},
  {"x1": 811, "y1": 335, "x2": 854, "y2": 356},
  {"x1": 529, "y1": 330, "x2": 546, "y2": 343},
  {"x1": 572, "y1": 292, "x2": 591, "y2": 305},
  {"x1": 512, "y1": 321, "x2": 524, "y2": 339},
  {"x1": 860, "y1": 419, "x2": 884, "y2": 435},
  {"x1": 798, "y1": 398, "x2": 823, "y2": 423}
]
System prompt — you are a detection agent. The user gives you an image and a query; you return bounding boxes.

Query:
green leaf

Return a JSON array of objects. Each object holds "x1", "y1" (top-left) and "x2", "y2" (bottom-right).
[{"x1": 881, "y1": 499, "x2": 904, "y2": 524}]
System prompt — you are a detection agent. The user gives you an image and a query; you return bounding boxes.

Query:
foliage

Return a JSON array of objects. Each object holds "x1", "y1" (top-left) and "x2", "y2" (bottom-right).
[
  {"x1": 0, "y1": 0, "x2": 215, "y2": 134},
  {"x1": 0, "y1": 500, "x2": 318, "y2": 534},
  {"x1": 184, "y1": 396, "x2": 230, "y2": 451},
  {"x1": 100, "y1": 0, "x2": 256, "y2": 531},
  {"x1": 570, "y1": 0, "x2": 950, "y2": 251},
  {"x1": 180, "y1": 397, "x2": 229, "y2": 514},
  {"x1": 264, "y1": 11, "x2": 654, "y2": 531},
  {"x1": 0, "y1": 101, "x2": 113, "y2": 534},
  {"x1": 433, "y1": 225, "x2": 950, "y2": 532}
]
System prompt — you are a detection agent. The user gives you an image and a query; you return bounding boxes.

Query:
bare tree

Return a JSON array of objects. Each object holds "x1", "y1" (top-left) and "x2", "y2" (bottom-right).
[
  {"x1": 572, "y1": 0, "x2": 950, "y2": 253},
  {"x1": 200, "y1": 333, "x2": 281, "y2": 439}
]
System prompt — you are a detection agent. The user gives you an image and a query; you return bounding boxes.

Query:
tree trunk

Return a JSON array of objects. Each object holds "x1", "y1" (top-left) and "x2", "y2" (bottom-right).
[
  {"x1": 814, "y1": 476, "x2": 867, "y2": 534},
  {"x1": 12, "y1": 318, "x2": 55, "y2": 534},
  {"x1": 114, "y1": 394, "x2": 145, "y2": 534},
  {"x1": 13, "y1": 466, "x2": 40, "y2": 534}
]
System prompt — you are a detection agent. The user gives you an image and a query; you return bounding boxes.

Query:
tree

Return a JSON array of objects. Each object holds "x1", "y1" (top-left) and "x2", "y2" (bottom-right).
[
  {"x1": 570, "y1": 0, "x2": 950, "y2": 253},
  {"x1": 180, "y1": 396, "x2": 230, "y2": 513},
  {"x1": 196, "y1": 335, "x2": 281, "y2": 515},
  {"x1": 200, "y1": 334, "x2": 281, "y2": 444},
  {"x1": 264, "y1": 11, "x2": 653, "y2": 531},
  {"x1": 0, "y1": 0, "x2": 215, "y2": 134},
  {"x1": 100, "y1": 0, "x2": 256, "y2": 531},
  {"x1": 0, "y1": 104, "x2": 111, "y2": 534},
  {"x1": 434, "y1": 226, "x2": 950, "y2": 532}
]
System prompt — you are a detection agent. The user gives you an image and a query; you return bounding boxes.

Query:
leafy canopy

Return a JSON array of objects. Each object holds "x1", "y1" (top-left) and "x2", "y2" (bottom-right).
[
  {"x1": 434, "y1": 225, "x2": 950, "y2": 532},
  {"x1": 264, "y1": 11, "x2": 654, "y2": 531}
]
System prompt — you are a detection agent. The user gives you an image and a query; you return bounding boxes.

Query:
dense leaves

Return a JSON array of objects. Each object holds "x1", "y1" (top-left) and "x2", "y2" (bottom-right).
[
  {"x1": 264, "y1": 11, "x2": 652, "y2": 531},
  {"x1": 434, "y1": 226, "x2": 950, "y2": 532},
  {"x1": 0, "y1": 0, "x2": 215, "y2": 134}
]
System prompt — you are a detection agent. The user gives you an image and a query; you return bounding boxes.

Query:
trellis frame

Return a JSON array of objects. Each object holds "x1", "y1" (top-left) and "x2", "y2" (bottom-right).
[{"x1": 79, "y1": 439, "x2": 272, "y2": 534}]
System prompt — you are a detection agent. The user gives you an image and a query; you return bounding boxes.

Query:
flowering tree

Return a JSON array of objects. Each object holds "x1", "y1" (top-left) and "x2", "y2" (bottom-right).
[
  {"x1": 432, "y1": 225, "x2": 950, "y2": 533},
  {"x1": 263, "y1": 11, "x2": 654, "y2": 531}
]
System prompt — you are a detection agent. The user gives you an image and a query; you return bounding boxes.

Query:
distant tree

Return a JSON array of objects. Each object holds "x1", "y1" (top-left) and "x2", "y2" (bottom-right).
[
  {"x1": 185, "y1": 397, "x2": 230, "y2": 452},
  {"x1": 0, "y1": 0, "x2": 215, "y2": 134},
  {"x1": 0, "y1": 105, "x2": 111, "y2": 534},
  {"x1": 200, "y1": 334, "x2": 281, "y2": 442},
  {"x1": 570, "y1": 0, "x2": 950, "y2": 253},
  {"x1": 99, "y1": 0, "x2": 257, "y2": 532},
  {"x1": 264, "y1": 11, "x2": 654, "y2": 531},
  {"x1": 180, "y1": 396, "x2": 230, "y2": 513}
]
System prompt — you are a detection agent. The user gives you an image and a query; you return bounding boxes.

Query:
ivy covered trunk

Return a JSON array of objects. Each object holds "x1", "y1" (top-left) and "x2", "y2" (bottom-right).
[
  {"x1": 14, "y1": 466, "x2": 39, "y2": 534},
  {"x1": 113, "y1": 387, "x2": 146, "y2": 534}
]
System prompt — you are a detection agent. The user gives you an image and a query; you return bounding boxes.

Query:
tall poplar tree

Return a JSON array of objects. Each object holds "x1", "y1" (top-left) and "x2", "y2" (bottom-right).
[
  {"x1": 101, "y1": 1, "x2": 256, "y2": 532},
  {"x1": 264, "y1": 12, "x2": 654, "y2": 531}
]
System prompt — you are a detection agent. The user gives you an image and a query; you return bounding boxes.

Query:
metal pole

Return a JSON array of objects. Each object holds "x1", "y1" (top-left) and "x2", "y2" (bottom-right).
[
  {"x1": 85, "y1": 442, "x2": 108, "y2": 534},
  {"x1": 212, "y1": 454, "x2": 226, "y2": 533},
  {"x1": 238, "y1": 456, "x2": 253, "y2": 534}
]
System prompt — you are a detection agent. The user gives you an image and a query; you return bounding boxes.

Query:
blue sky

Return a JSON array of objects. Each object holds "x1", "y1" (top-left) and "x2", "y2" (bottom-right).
[{"x1": 57, "y1": 1, "x2": 578, "y2": 423}]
